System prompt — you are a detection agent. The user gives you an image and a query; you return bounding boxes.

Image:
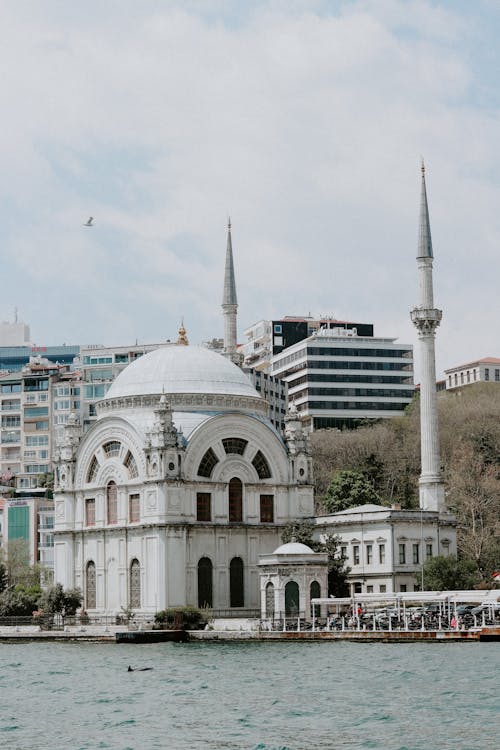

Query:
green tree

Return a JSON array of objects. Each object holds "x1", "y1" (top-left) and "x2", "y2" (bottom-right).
[
  {"x1": 37, "y1": 584, "x2": 82, "y2": 618},
  {"x1": 322, "y1": 534, "x2": 351, "y2": 597},
  {"x1": 420, "y1": 555, "x2": 479, "y2": 591},
  {"x1": 323, "y1": 470, "x2": 381, "y2": 513},
  {"x1": 281, "y1": 520, "x2": 317, "y2": 547},
  {"x1": 0, "y1": 561, "x2": 7, "y2": 594},
  {"x1": 0, "y1": 583, "x2": 42, "y2": 617},
  {"x1": 281, "y1": 521, "x2": 350, "y2": 597},
  {"x1": 5, "y1": 539, "x2": 41, "y2": 587}
]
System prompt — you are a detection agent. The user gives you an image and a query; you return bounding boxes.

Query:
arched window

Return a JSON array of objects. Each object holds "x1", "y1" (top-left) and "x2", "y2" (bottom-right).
[
  {"x1": 198, "y1": 448, "x2": 219, "y2": 478},
  {"x1": 228, "y1": 477, "x2": 243, "y2": 522},
  {"x1": 198, "y1": 557, "x2": 213, "y2": 608},
  {"x1": 124, "y1": 450, "x2": 138, "y2": 479},
  {"x1": 229, "y1": 557, "x2": 244, "y2": 608},
  {"x1": 86, "y1": 561, "x2": 96, "y2": 609},
  {"x1": 252, "y1": 450, "x2": 271, "y2": 479},
  {"x1": 103, "y1": 441, "x2": 121, "y2": 458},
  {"x1": 129, "y1": 559, "x2": 141, "y2": 609},
  {"x1": 265, "y1": 582, "x2": 275, "y2": 618},
  {"x1": 222, "y1": 438, "x2": 248, "y2": 455},
  {"x1": 285, "y1": 581, "x2": 299, "y2": 616},
  {"x1": 107, "y1": 481, "x2": 118, "y2": 525},
  {"x1": 310, "y1": 580, "x2": 321, "y2": 618},
  {"x1": 87, "y1": 455, "x2": 100, "y2": 484}
]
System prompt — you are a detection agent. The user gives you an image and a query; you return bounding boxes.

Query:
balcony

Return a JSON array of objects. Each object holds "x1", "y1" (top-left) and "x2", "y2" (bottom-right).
[
  {"x1": 1, "y1": 434, "x2": 21, "y2": 444},
  {"x1": 0, "y1": 452, "x2": 21, "y2": 461}
]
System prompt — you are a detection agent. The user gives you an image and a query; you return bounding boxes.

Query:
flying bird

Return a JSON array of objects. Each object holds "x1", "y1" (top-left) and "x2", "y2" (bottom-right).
[{"x1": 84, "y1": 217, "x2": 94, "y2": 226}]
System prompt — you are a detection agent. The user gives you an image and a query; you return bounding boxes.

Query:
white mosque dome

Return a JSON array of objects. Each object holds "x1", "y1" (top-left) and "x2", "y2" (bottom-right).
[
  {"x1": 105, "y1": 344, "x2": 258, "y2": 400},
  {"x1": 273, "y1": 542, "x2": 315, "y2": 555}
]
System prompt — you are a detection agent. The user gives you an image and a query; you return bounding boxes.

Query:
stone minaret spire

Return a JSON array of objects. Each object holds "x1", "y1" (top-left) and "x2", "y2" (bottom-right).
[
  {"x1": 222, "y1": 218, "x2": 240, "y2": 363},
  {"x1": 410, "y1": 162, "x2": 445, "y2": 513}
]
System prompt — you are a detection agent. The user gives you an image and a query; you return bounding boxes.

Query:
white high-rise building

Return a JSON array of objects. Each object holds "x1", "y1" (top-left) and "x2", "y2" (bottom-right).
[{"x1": 271, "y1": 327, "x2": 414, "y2": 431}]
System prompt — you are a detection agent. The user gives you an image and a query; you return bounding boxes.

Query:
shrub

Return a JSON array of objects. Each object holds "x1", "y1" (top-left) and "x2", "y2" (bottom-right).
[{"x1": 154, "y1": 606, "x2": 208, "y2": 630}]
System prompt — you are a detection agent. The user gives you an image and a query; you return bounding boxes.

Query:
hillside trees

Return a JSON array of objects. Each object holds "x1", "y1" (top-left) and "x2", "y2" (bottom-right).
[
  {"x1": 323, "y1": 470, "x2": 381, "y2": 513},
  {"x1": 310, "y1": 383, "x2": 500, "y2": 581}
]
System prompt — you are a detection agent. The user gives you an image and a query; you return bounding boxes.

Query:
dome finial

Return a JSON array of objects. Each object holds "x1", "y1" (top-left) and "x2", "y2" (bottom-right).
[
  {"x1": 421, "y1": 156, "x2": 425, "y2": 175},
  {"x1": 177, "y1": 319, "x2": 189, "y2": 346}
]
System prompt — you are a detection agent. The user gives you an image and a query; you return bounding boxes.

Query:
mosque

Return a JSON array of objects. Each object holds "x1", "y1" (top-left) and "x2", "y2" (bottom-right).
[
  {"x1": 53, "y1": 166, "x2": 455, "y2": 617},
  {"x1": 52, "y1": 224, "x2": 316, "y2": 615}
]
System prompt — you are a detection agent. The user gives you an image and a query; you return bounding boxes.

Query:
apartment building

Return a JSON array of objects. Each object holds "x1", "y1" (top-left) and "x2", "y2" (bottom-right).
[
  {"x1": 444, "y1": 357, "x2": 500, "y2": 390},
  {"x1": 0, "y1": 359, "x2": 72, "y2": 492}
]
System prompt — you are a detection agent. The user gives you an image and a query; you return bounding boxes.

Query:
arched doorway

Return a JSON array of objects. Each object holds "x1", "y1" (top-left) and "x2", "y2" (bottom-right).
[
  {"x1": 228, "y1": 477, "x2": 242, "y2": 522},
  {"x1": 229, "y1": 557, "x2": 244, "y2": 608},
  {"x1": 198, "y1": 557, "x2": 213, "y2": 608},
  {"x1": 265, "y1": 582, "x2": 275, "y2": 618},
  {"x1": 86, "y1": 561, "x2": 96, "y2": 609},
  {"x1": 129, "y1": 559, "x2": 141, "y2": 609},
  {"x1": 285, "y1": 581, "x2": 299, "y2": 616},
  {"x1": 310, "y1": 580, "x2": 321, "y2": 618}
]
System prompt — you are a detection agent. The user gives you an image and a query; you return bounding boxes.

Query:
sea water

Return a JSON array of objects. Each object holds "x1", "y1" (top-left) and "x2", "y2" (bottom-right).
[{"x1": 0, "y1": 640, "x2": 498, "y2": 750}]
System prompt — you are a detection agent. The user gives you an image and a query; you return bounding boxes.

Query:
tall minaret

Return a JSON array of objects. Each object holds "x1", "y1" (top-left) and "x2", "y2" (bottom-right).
[
  {"x1": 410, "y1": 162, "x2": 445, "y2": 513},
  {"x1": 222, "y1": 218, "x2": 240, "y2": 364}
]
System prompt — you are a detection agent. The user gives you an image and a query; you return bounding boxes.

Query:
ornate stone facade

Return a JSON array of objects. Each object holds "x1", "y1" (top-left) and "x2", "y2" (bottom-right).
[{"x1": 53, "y1": 345, "x2": 315, "y2": 615}]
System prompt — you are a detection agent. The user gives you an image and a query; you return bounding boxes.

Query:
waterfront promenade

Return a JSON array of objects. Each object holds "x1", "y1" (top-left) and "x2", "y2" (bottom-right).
[{"x1": 1, "y1": 622, "x2": 498, "y2": 642}]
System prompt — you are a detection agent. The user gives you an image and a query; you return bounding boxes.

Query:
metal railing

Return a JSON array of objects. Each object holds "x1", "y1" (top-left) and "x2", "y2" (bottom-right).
[{"x1": 209, "y1": 608, "x2": 260, "y2": 619}]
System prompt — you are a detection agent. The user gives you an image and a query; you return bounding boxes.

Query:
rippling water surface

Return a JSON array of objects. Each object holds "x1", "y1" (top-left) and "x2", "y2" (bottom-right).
[{"x1": 0, "y1": 640, "x2": 498, "y2": 750}]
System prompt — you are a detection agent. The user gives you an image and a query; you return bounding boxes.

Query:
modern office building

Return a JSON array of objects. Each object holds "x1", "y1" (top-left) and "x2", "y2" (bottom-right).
[
  {"x1": 270, "y1": 326, "x2": 414, "y2": 430},
  {"x1": 444, "y1": 357, "x2": 500, "y2": 390},
  {"x1": 240, "y1": 316, "x2": 374, "y2": 372}
]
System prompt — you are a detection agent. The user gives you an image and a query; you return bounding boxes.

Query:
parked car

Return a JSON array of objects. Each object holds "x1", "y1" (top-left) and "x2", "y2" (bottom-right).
[
  {"x1": 456, "y1": 604, "x2": 476, "y2": 617},
  {"x1": 470, "y1": 603, "x2": 500, "y2": 617}
]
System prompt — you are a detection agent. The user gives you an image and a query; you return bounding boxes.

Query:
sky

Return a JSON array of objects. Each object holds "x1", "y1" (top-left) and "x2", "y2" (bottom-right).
[{"x1": 1, "y1": 0, "x2": 499, "y2": 380}]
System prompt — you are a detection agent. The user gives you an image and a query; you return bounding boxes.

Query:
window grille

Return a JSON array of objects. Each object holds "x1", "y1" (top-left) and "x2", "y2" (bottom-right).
[
  {"x1": 124, "y1": 450, "x2": 138, "y2": 479},
  {"x1": 228, "y1": 477, "x2": 243, "y2": 522},
  {"x1": 103, "y1": 441, "x2": 121, "y2": 458},
  {"x1": 86, "y1": 561, "x2": 96, "y2": 608},
  {"x1": 85, "y1": 498, "x2": 96, "y2": 526},
  {"x1": 265, "y1": 582, "x2": 275, "y2": 618},
  {"x1": 252, "y1": 450, "x2": 271, "y2": 479},
  {"x1": 198, "y1": 447, "x2": 219, "y2": 478},
  {"x1": 129, "y1": 494, "x2": 140, "y2": 523},
  {"x1": 129, "y1": 559, "x2": 141, "y2": 608},
  {"x1": 222, "y1": 438, "x2": 248, "y2": 455},
  {"x1": 87, "y1": 455, "x2": 100, "y2": 483},
  {"x1": 107, "y1": 481, "x2": 118, "y2": 525},
  {"x1": 260, "y1": 494, "x2": 274, "y2": 523},
  {"x1": 196, "y1": 493, "x2": 211, "y2": 522}
]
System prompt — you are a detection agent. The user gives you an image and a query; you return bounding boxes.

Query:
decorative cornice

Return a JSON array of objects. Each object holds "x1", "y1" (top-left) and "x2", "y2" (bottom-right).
[{"x1": 96, "y1": 392, "x2": 268, "y2": 417}]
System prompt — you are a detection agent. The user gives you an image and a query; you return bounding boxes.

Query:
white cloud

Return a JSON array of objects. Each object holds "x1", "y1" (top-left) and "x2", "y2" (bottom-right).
[{"x1": 0, "y1": 1, "x2": 499, "y2": 379}]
